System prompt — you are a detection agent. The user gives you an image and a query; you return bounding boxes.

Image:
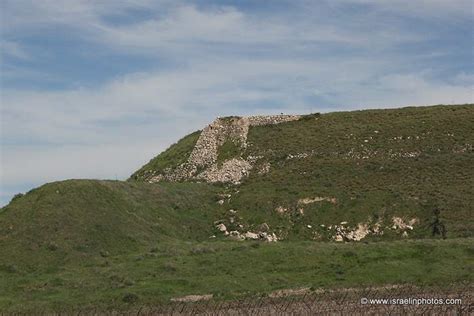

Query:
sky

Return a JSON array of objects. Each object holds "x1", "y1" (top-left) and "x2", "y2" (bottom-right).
[{"x1": 1, "y1": 0, "x2": 473, "y2": 206}]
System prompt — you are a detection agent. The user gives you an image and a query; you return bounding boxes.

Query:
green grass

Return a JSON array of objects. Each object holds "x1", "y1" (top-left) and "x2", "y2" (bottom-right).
[
  {"x1": 222, "y1": 104, "x2": 474, "y2": 239},
  {"x1": 217, "y1": 138, "x2": 243, "y2": 164},
  {"x1": 0, "y1": 180, "x2": 223, "y2": 262},
  {"x1": 1, "y1": 104, "x2": 473, "y2": 312},
  {"x1": 130, "y1": 130, "x2": 201, "y2": 181},
  {"x1": 0, "y1": 238, "x2": 471, "y2": 312}
]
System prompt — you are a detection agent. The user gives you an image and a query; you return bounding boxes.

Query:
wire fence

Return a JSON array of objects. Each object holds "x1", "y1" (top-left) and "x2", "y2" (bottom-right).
[{"x1": 5, "y1": 283, "x2": 473, "y2": 315}]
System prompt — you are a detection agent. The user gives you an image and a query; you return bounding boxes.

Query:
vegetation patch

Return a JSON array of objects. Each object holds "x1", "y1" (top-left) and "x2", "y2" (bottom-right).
[
  {"x1": 217, "y1": 139, "x2": 242, "y2": 165},
  {"x1": 130, "y1": 130, "x2": 201, "y2": 181}
]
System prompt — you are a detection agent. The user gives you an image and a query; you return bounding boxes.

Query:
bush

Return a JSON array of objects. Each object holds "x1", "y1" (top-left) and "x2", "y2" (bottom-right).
[
  {"x1": 11, "y1": 193, "x2": 24, "y2": 203},
  {"x1": 122, "y1": 292, "x2": 138, "y2": 303},
  {"x1": 190, "y1": 245, "x2": 216, "y2": 255},
  {"x1": 46, "y1": 242, "x2": 58, "y2": 251}
]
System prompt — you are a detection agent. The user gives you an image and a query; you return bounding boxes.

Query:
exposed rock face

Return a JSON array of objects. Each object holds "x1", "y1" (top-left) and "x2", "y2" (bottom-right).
[{"x1": 148, "y1": 114, "x2": 300, "y2": 184}]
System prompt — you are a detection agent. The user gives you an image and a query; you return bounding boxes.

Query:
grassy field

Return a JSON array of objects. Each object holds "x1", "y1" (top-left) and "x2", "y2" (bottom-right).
[{"x1": 0, "y1": 238, "x2": 472, "y2": 312}]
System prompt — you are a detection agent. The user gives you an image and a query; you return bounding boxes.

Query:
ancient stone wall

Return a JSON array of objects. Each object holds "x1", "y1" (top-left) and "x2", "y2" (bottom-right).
[
  {"x1": 248, "y1": 115, "x2": 301, "y2": 126},
  {"x1": 148, "y1": 114, "x2": 301, "y2": 184}
]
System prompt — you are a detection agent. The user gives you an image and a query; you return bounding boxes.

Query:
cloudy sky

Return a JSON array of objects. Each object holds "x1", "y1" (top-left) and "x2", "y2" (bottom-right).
[{"x1": 1, "y1": 0, "x2": 473, "y2": 206}]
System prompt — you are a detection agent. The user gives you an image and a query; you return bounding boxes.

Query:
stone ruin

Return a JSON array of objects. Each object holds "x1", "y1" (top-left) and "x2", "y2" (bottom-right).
[{"x1": 148, "y1": 114, "x2": 301, "y2": 184}]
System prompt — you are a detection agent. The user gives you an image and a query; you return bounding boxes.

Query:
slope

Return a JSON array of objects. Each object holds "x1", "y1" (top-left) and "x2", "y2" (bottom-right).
[
  {"x1": 131, "y1": 104, "x2": 474, "y2": 241},
  {"x1": 0, "y1": 180, "x2": 221, "y2": 269}
]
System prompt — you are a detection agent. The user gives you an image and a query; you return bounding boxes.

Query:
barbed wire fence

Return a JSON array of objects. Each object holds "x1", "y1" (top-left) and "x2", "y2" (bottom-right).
[{"x1": 5, "y1": 283, "x2": 473, "y2": 315}]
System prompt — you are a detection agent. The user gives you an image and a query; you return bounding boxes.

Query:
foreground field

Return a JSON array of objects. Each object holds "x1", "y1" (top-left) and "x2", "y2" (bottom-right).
[{"x1": 0, "y1": 238, "x2": 472, "y2": 312}]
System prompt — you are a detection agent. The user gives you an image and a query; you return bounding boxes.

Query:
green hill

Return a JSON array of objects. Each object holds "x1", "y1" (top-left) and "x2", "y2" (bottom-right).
[
  {"x1": 1, "y1": 104, "x2": 473, "y2": 312},
  {"x1": 131, "y1": 104, "x2": 474, "y2": 240}
]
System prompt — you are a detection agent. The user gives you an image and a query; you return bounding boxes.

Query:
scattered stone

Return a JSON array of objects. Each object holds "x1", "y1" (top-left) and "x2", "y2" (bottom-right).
[
  {"x1": 258, "y1": 162, "x2": 271, "y2": 174},
  {"x1": 171, "y1": 294, "x2": 213, "y2": 302},
  {"x1": 298, "y1": 197, "x2": 337, "y2": 205},
  {"x1": 229, "y1": 231, "x2": 245, "y2": 241},
  {"x1": 344, "y1": 223, "x2": 369, "y2": 241},
  {"x1": 392, "y1": 217, "x2": 418, "y2": 230},
  {"x1": 333, "y1": 217, "x2": 386, "y2": 241},
  {"x1": 259, "y1": 232, "x2": 278, "y2": 242},
  {"x1": 244, "y1": 231, "x2": 259, "y2": 240},
  {"x1": 269, "y1": 287, "x2": 311, "y2": 298},
  {"x1": 275, "y1": 206, "x2": 288, "y2": 214},
  {"x1": 216, "y1": 223, "x2": 227, "y2": 232}
]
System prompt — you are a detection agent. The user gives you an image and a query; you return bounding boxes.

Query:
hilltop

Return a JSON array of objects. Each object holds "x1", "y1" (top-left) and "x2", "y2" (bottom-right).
[
  {"x1": 0, "y1": 104, "x2": 473, "y2": 312},
  {"x1": 131, "y1": 104, "x2": 474, "y2": 241}
]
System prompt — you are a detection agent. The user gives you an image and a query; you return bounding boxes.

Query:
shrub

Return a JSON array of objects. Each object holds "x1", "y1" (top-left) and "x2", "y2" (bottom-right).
[
  {"x1": 122, "y1": 292, "x2": 138, "y2": 303},
  {"x1": 46, "y1": 242, "x2": 58, "y2": 251},
  {"x1": 11, "y1": 193, "x2": 24, "y2": 203}
]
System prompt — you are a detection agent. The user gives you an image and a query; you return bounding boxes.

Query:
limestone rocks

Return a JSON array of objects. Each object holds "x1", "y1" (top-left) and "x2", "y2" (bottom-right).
[
  {"x1": 197, "y1": 158, "x2": 252, "y2": 184},
  {"x1": 297, "y1": 196, "x2": 337, "y2": 205},
  {"x1": 391, "y1": 217, "x2": 418, "y2": 230},
  {"x1": 216, "y1": 223, "x2": 227, "y2": 232},
  {"x1": 148, "y1": 114, "x2": 300, "y2": 185},
  {"x1": 216, "y1": 222, "x2": 278, "y2": 242}
]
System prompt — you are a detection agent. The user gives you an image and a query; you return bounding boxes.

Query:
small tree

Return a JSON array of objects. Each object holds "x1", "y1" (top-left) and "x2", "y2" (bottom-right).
[{"x1": 429, "y1": 208, "x2": 447, "y2": 239}]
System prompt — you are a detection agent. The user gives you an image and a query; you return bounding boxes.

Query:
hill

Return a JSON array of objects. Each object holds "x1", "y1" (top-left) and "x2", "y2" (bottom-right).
[
  {"x1": 0, "y1": 104, "x2": 473, "y2": 312},
  {"x1": 131, "y1": 104, "x2": 474, "y2": 241}
]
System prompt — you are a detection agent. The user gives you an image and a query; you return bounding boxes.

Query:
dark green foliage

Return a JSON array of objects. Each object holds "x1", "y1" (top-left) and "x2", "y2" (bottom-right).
[{"x1": 122, "y1": 292, "x2": 138, "y2": 303}]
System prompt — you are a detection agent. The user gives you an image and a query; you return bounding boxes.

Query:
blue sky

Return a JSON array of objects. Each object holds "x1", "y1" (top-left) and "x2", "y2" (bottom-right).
[{"x1": 1, "y1": 0, "x2": 473, "y2": 206}]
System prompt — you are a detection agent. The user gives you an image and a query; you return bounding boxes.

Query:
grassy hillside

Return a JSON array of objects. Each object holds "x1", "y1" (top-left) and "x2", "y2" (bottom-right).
[
  {"x1": 0, "y1": 104, "x2": 473, "y2": 312},
  {"x1": 129, "y1": 104, "x2": 474, "y2": 240},
  {"x1": 228, "y1": 104, "x2": 474, "y2": 240},
  {"x1": 130, "y1": 130, "x2": 201, "y2": 181},
  {"x1": 0, "y1": 180, "x2": 221, "y2": 266}
]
